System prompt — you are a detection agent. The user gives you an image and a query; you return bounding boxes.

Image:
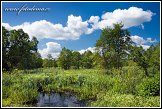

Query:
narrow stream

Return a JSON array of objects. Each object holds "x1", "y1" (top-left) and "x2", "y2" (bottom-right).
[{"x1": 36, "y1": 92, "x2": 87, "y2": 107}]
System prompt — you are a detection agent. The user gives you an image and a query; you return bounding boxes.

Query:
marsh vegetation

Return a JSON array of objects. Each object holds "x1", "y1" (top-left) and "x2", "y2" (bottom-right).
[{"x1": 2, "y1": 24, "x2": 160, "y2": 107}]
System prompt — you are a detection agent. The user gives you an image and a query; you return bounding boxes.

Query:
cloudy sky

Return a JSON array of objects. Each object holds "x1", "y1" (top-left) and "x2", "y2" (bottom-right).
[{"x1": 2, "y1": 2, "x2": 160, "y2": 58}]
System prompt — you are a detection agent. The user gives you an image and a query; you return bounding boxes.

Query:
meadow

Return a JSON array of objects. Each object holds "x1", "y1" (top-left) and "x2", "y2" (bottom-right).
[{"x1": 2, "y1": 63, "x2": 160, "y2": 107}]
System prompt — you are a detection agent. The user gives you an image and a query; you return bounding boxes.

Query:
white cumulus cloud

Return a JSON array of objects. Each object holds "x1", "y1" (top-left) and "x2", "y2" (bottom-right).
[
  {"x1": 131, "y1": 35, "x2": 146, "y2": 45},
  {"x1": 88, "y1": 16, "x2": 100, "y2": 30},
  {"x1": 2, "y1": 15, "x2": 93, "y2": 41},
  {"x1": 79, "y1": 47, "x2": 96, "y2": 54},
  {"x1": 38, "y1": 42, "x2": 62, "y2": 59},
  {"x1": 89, "y1": 7, "x2": 154, "y2": 29},
  {"x1": 131, "y1": 35, "x2": 157, "y2": 50}
]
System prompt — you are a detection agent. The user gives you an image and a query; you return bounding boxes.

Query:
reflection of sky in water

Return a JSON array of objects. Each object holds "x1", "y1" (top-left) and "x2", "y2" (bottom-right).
[{"x1": 37, "y1": 93, "x2": 86, "y2": 107}]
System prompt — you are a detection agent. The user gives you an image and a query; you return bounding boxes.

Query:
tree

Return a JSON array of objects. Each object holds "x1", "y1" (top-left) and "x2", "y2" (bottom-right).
[
  {"x1": 129, "y1": 43, "x2": 160, "y2": 76},
  {"x1": 8, "y1": 29, "x2": 31, "y2": 69},
  {"x1": 43, "y1": 54, "x2": 57, "y2": 68},
  {"x1": 144, "y1": 43, "x2": 160, "y2": 76},
  {"x1": 30, "y1": 52, "x2": 43, "y2": 68},
  {"x1": 2, "y1": 27, "x2": 42, "y2": 70},
  {"x1": 130, "y1": 46, "x2": 149, "y2": 76},
  {"x1": 92, "y1": 52, "x2": 105, "y2": 69},
  {"x1": 47, "y1": 54, "x2": 53, "y2": 60},
  {"x1": 96, "y1": 23, "x2": 133, "y2": 69},
  {"x1": 147, "y1": 43, "x2": 160, "y2": 72},
  {"x1": 58, "y1": 47, "x2": 72, "y2": 70},
  {"x1": 81, "y1": 50, "x2": 93, "y2": 69},
  {"x1": 47, "y1": 54, "x2": 54, "y2": 67},
  {"x1": 71, "y1": 51, "x2": 81, "y2": 69},
  {"x1": 30, "y1": 36, "x2": 39, "y2": 52}
]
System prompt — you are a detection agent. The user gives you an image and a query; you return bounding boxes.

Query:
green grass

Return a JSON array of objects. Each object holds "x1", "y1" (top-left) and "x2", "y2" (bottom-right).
[{"x1": 2, "y1": 67, "x2": 160, "y2": 107}]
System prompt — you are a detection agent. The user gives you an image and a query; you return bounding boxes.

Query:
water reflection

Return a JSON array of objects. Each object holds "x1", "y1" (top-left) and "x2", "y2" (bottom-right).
[{"x1": 36, "y1": 92, "x2": 87, "y2": 107}]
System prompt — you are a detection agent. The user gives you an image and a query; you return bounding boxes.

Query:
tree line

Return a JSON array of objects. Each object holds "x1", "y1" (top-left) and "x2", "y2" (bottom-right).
[
  {"x1": 2, "y1": 23, "x2": 160, "y2": 76},
  {"x1": 42, "y1": 48, "x2": 94, "y2": 69}
]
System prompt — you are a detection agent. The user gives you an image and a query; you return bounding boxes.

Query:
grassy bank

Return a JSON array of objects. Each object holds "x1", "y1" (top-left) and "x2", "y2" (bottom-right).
[{"x1": 2, "y1": 66, "x2": 160, "y2": 107}]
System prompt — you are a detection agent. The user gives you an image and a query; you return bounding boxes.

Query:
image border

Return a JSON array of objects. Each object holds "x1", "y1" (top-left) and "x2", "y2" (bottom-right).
[{"x1": 1, "y1": 0, "x2": 161, "y2": 108}]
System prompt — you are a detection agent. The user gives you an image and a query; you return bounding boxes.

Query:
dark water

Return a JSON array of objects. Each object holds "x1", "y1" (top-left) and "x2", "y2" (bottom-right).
[{"x1": 36, "y1": 92, "x2": 87, "y2": 107}]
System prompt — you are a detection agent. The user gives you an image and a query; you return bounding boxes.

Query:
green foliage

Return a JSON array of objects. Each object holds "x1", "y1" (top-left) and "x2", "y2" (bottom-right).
[
  {"x1": 148, "y1": 43, "x2": 160, "y2": 71},
  {"x1": 43, "y1": 54, "x2": 57, "y2": 68},
  {"x1": 30, "y1": 37, "x2": 39, "y2": 52},
  {"x1": 130, "y1": 43, "x2": 160, "y2": 76},
  {"x1": 2, "y1": 26, "x2": 43, "y2": 70},
  {"x1": 81, "y1": 50, "x2": 94, "y2": 69},
  {"x1": 112, "y1": 63, "x2": 145, "y2": 94},
  {"x1": 9, "y1": 89, "x2": 38, "y2": 105},
  {"x1": 9, "y1": 29, "x2": 31, "y2": 69},
  {"x1": 136, "y1": 74, "x2": 160, "y2": 96},
  {"x1": 29, "y1": 52, "x2": 43, "y2": 69},
  {"x1": 89, "y1": 91, "x2": 160, "y2": 107},
  {"x1": 2, "y1": 26, "x2": 10, "y2": 71},
  {"x1": 92, "y1": 52, "x2": 105, "y2": 69},
  {"x1": 2, "y1": 68, "x2": 109, "y2": 106},
  {"x1": 58, "y1": 48, "x2": 94, "y2": 70},
  {"x1": 58, "y1": 47, "x2": 73, "y2": 70},
  {"x1": 96, "y1": 23, "x2": 133, "y2": 69},
  {"x1": 2, "y1": 23, "x2": 160, "y2": 107},
  {"x1": 71, "y1": 51, "x2": 81, "y2": 69},
  {"x1": 2, "y1": 68, "x2": 160, "y2": 107}
]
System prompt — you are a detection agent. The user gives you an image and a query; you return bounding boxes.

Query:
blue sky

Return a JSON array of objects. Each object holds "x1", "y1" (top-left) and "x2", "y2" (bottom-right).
[{"x1": 2, "y1": 2, "x2": 160, "y2": 58}]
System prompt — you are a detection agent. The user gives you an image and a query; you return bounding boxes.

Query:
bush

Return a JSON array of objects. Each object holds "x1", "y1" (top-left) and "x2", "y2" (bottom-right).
[
  {"x1": 136, "y1": 74, "x2": 160, "y2": 96},
  {"x1": 89, "y1": 91, "x2": 160, "y2": 107},
  {"x1": 112, "y1": 65, "x2": 145, "y2": 94},
  {"x1": 9, "y1": 89, "x2": 38, "y2": 104},
  {"x1": 147, "y1": 66, "x2": 159, "y2": 77}
]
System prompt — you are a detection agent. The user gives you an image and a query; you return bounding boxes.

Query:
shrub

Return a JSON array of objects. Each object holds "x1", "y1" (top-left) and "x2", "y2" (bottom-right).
[
  {"x1": 9, "y1": 89, "x2": 38, "y2": 104},
  {"x1": 136, "y1": 74, "x2": 160, "y2": 96},
  {"x1": 147, "y1": 66, "x2": 159, "y2": 77},
  {"x1": 112, "y1": 65, "x2": 145, "y2": 94},
  {"x1": 89, "y1": 91, "x2": 160, "y2": 107}
]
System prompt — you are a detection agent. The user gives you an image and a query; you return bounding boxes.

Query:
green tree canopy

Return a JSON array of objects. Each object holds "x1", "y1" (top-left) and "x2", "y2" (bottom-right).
[
  {"x1": 81, "y1": 50, "x2": 94, "y2": 69},
  {"x1": 71, "y1": 51, "x2": 81, "y2": 69},
  {"x1": 43, "y1": 54, "x2": 57, "y2": 68},
  {"x1": 96, "y1": 23, "x2": 133, "y2": 69},
  {"x1": 2, "y1": 26, "x2": 43, "y2": 70},
  {"x1": 58, "y1": 47, "x2": 72, "y2": 70}
]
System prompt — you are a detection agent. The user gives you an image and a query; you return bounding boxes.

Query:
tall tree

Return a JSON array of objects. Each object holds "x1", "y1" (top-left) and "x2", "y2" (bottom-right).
[
  {"x1": 58, "y1": 47, "x2": 72, "y2": 70},
  {"x1": 30, "y1": 36, "x2": 39, "y2": 52},
  {"x1": 81, "y1": 50, "x2": 93, "y2": 69},
  {"x1": 92, "y1": 52, "x2": 105, "y2": 69},
  {"x1": 130, "y1": 46, "x2": 149, "y2": 75},
  {"x1": 143, "y1": 43, "x2": 160, "y2": 73},
  {"x1": 143, "y1": 44, "x2": 159, "y2": 76},
  {"x1": 96, "y1": 23, "x2": 133, "y2": 69},
  {"x1": 30, "y1": 52, "x2": 43, "y2": 68},
  {"x1": 8, "y1": 29, "x2": 31, "y2": 69},
  {"x1": 129, "y1": 43, "x2": 160, "y2": 76},
  {"x1": 72, "y1": 51, "x2": 81, "y2": 69},
  {"x1": 2, "y1": 27, "x2": 42, "y2": 70}
]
